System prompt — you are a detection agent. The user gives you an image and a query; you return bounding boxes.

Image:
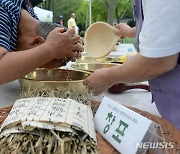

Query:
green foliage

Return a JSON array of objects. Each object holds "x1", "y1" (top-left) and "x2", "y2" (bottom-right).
[
  {"x1": 38, "y1": 0, "x2": 134, "y2": 32},
  {"x1": 92, "y1": 0, "x2": 107, "y2": 23},
  {"x1": 120, "y1": 0, "x2": 133, "y2": 18},
  {"x1": 79, "y1": 30, "x2": 85, "y2": 37},
  {"x1": 127, "y1": 19, "x2": 136, "y2": 27},
  {"x1": 123, "y1": 38, "x2": 136, "y2": 47},
  {"x1": 52, "y1": 0, "x2": 87, "y2": 27}
]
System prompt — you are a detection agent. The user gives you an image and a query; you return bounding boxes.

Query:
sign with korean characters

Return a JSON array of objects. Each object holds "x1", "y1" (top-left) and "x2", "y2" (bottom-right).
[{"x1": 94, "y1": 96, "x2": 157, "y2": 154}]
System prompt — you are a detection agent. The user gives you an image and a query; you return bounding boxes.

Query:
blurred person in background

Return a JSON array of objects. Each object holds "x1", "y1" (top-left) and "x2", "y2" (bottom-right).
[
  {"x1": 59, "y1": 15, "x2": 64, "y2": 27},
  {"x1": 67, "y1": 13, "x2": 79, "y2": 34}
]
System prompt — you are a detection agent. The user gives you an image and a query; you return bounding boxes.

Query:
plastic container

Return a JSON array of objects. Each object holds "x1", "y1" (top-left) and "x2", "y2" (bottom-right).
[{"x1": 126, "y1": 48, "x2": 134, "y2": 61}]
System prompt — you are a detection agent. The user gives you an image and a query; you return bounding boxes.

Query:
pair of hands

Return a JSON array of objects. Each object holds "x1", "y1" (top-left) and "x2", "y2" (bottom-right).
[{"x1": 41, "y1": 28, "x2": 83, "y2": 68}]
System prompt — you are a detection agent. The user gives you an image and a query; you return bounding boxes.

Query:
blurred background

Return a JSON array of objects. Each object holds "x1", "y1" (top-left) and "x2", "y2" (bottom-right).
[{"x1": 36, "y1": 0, "x2": 135, "y2": 46}]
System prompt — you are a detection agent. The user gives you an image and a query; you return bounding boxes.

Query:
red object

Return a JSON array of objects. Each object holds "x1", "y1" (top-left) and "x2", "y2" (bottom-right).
[{"x1": 108, "y1": 83, "x2": 150, "y2": 94}]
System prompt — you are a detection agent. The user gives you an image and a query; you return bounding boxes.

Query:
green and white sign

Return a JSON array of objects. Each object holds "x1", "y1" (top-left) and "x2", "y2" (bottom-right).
[{"x1": 94, "y1": 96, "x2": 156, "y2": 154}]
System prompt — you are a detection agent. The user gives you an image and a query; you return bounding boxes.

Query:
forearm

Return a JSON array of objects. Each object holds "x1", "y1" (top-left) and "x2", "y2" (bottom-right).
[
  {"x1": 108, "y1": 53, "x2": 178, "y2": 84},
  {"x1": 0, "y1": 43, "x2": 54, "y2": 84}
]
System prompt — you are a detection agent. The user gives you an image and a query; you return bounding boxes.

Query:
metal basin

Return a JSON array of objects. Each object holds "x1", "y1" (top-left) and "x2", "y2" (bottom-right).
[
  {"x1": 76, "y1": 55, "x2": 120, "y2": 63},
  {"x1": 71, "y1": 62, "x2": 120, "y2": 72},
  {"x1": 19, "y1": 68, "x2": 91, "y2": 100}
]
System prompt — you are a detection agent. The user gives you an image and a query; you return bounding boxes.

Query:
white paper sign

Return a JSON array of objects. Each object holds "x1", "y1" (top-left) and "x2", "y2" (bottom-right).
[{"x1": 94, "y1": 97, "x2": 154, "y2": 154}]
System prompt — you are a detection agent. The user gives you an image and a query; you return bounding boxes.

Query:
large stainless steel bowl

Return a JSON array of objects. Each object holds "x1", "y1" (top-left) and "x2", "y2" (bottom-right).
[
  {"x1": 71, "y1": 62, "x2": 120, "y2": 72},
  {"x1": 19, "y1": 68, "x2": 91, "y2": 100}
]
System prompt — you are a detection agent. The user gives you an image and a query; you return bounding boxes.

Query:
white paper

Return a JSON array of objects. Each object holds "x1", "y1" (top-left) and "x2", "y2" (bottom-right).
[{"x1": 94, "y1": 96, "x2": 154, "y2": 154}]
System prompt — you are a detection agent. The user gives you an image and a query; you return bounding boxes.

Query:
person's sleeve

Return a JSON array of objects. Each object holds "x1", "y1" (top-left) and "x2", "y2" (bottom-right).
[
  {"x1": 26, "y1": 4, "x2": 39, "y2": 20},
  {"x1": 139, "y1": 0, "x2": 180, "y2": 58},
  {"x1": 0, "y1": 7, "x2": 11, "y2": 51}
]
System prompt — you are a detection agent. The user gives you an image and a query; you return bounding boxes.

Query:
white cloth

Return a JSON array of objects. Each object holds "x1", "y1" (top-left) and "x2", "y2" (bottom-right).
[
  {"x1": 75, "y1": 26, "x2": 79, "y2": 34},
  {"x1": 139, "y1": 0, "x2": 180, "y2": 58}
]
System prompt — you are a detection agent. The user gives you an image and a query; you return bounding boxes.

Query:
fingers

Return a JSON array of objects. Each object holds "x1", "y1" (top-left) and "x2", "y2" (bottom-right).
[
  {"x1": 83, "y1": 78, "x2": 98, "y2": 95},
  {"x1": 66, "y1": 29, "x2": 82, "y2": 45},
  {"x1": 65, "y1": 29, "x2": 83, "y2": 53},
  {"x1": 72, "y1": 34, "x2": 81, "y2": 45},
  {"x1": 48, "y1": 27, "x2": 83, "y2": 59},
  {"x1": 114, "y1": 24, "x2": 122, "y2": 35},
  {"x1": 66, "y1": 28, "x2": 76, "y2": 36},
  {"x1": 53, "y1": 27, "x2": 75, "y2": 36},
  {"x1": 54, "y1": 27, "x2": 66, "y2": 33},
  {"x1": 79, "y1": 38, "x2": 84, "y2": 46},
  {"x1": 114, "y1": 24, "x2": 120, "y2": 29},
  {"x1": 77, "y1": 52, "x2": 81, "y2": 58},
  {"x1": 114, "y1": 23, "x2": 125, "y2": 29},
  {"x1": 73, "y1": 42, "x2": 84, "y2": 52},
  {"x1": 70, "y1": 37, "x2": 84, "y2": 59},
  {"x1": 69, "y1": 51, "x2": 81, "y2": 60},
  {"x1": 83, "y1": 69, "x2": 111, "y2": 96}
]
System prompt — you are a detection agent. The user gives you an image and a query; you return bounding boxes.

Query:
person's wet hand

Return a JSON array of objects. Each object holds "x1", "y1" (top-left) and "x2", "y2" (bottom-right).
[
  {"x1": 45, "y1": 28, "x2": 83, "y2": 60},
  {"x1": 83, "y1": 68, "x2": 114, "y2": 96}
]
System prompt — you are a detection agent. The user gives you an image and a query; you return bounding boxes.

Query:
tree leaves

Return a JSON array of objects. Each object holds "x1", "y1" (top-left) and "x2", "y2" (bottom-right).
[{"x1": 39, "y1": 0, "x2": 133, "y2": 33}]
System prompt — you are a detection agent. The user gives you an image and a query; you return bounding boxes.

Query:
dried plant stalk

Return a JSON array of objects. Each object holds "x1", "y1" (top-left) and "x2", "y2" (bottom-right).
[
  {"x1": 20, "y1": 87, "x2": 91, "y2": 106},
  {"x1": 0, "y1": 129, "x2": 97, "y2": 154},
  {"x1": 0, "y1": 88, "x2": 97, "y2": 154}
]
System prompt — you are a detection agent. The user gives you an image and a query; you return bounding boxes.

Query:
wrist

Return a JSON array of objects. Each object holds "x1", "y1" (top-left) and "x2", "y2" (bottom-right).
[
  {"x1": 106, "y1": 67, "x2": 117, "y2": 86},
  {"x1": 42, "y1": 42, "x2": 56, "y2": 59},
  {"x1": 127, "y1": 27, "x2": 136, "y2": 38}
]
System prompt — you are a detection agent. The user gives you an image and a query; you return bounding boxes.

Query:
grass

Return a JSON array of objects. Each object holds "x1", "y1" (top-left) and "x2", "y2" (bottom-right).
[{"x1": 122, "y1": 38, "x2": 136, "y2": 48}]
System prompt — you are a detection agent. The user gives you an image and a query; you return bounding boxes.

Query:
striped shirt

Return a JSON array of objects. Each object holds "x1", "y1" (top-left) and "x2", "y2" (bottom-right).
[{"x1": 0, "y1": 0, "x2": 38, "y2": 51}]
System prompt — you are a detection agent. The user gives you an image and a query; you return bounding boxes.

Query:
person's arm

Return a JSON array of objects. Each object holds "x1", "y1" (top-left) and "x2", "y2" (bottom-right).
[
  {"x1": 83, "y1": 53, "x2": 178, "y2": 95},
  {"x1": 0, "y1": 44, "x2": 54, "y2": 84},
  {"x1": 109, "y1": 53, "x2": 178, "y2": 83},
  {"x1": 84, "y1": 0, "x2": 180, "y2": 95},
  {"x1": 0, "y1": 28, "x2": 83, "y2": 84}
]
